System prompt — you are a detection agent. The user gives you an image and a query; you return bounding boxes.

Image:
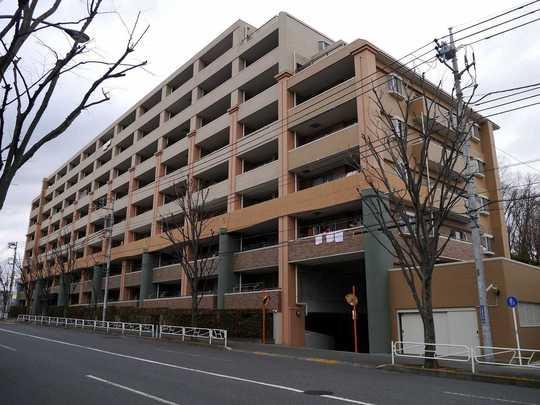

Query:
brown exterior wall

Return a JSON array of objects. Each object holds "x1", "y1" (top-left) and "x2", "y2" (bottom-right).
[{"x1": 389, "y1": 258, "x2": 540, "y2": 348}]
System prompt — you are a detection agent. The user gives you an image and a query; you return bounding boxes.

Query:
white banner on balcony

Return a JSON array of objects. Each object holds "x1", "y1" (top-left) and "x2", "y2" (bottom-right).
[
  {"x1": 315, "y1": 235, "x2": 323, "y2": 245},
  {"x1": 325, "y1": 232, "x2": 334, "y2": 243},
  {"x1": 335, "y1": 231, "x2": 344, "y2": 243}
]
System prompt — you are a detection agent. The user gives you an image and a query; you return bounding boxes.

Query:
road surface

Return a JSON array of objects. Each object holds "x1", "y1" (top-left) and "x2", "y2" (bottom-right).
[{"x1": 0, "y1": 322, "x2": 538, "y2": 404}]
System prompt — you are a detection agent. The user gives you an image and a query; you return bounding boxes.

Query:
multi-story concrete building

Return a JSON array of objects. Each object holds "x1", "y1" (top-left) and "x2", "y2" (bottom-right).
[{"x1": 23, "y1": 13, "x2": 540, "y2": 352}]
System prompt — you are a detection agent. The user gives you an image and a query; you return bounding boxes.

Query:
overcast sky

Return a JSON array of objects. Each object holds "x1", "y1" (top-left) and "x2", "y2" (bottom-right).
[{"x1": 1, "y1": 0, "x2": 539, "y2": 264}]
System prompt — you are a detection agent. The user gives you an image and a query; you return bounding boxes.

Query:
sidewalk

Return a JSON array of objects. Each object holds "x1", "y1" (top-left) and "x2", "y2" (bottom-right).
[{"x1": 229, "y1": 340, "x2": 540, "y2": 388}]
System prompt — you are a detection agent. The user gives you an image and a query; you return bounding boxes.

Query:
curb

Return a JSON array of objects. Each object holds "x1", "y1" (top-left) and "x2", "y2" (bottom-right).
[
  {"x1": 381, "y1": 364, "x2": 540, "y2": 389},
  {"x1": 229, "y1": 347, "x2": 379, "y2": 369}
]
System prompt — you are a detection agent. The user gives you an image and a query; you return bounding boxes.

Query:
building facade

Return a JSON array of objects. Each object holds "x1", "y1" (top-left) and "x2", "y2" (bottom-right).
[{"x1": 22, "y1": 13, "x2": 539, "y2": 352}]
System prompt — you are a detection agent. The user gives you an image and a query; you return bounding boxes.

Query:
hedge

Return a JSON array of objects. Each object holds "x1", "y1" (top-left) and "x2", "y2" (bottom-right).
[
  {"x1": 8, "y1": 305, "x2": 26, "y2": 318},
  {"x1": 42, "y1": 306, "x2": 272, "y2": 339}
]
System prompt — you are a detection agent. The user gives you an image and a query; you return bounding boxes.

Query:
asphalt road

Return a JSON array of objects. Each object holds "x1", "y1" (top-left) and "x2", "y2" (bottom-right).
[{"x1": 0, "y1": 322, "x2": 538, "y2": 405}]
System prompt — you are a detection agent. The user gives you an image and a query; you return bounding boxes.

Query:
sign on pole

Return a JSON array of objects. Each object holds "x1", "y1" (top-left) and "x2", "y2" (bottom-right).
[{"x1": 506, "y1": 296, "x2": 522, "y2": 365}]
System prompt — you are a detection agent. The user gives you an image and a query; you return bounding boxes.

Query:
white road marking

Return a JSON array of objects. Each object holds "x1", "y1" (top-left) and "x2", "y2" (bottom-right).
[
  {"x1": 444, "y1": 391, "x2": 538, "y2": 405},
  {"x1": 0, "y1": 327, "x2": 374, "y2": 405},
  {"x1": 321, "y1": 394, "x2": 375, "y2": 405},
  {"x1": 86, "y1": 375, "x2": 180, "y2": 405},
  {"x1": 0, "y1": 343, "x2": 16, "y2": 351}
]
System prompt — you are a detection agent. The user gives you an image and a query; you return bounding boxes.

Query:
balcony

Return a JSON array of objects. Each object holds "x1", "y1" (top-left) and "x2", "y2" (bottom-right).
[
  {"x1": 203, "y1": 179, "x2": 228, "y2": 204},
  {"x1": 289, "y1": 123, "x2": 359, "y2": 173},
  {"x1": 196, "y1": 113, "x2": 229, "y2": 145},
  {"x1": 153, "y1": 264, "x2": 181, "y2": 283},
  {"x1": 158, "y1": 167, "x2": 188, "y2": 193},
  {"x1": 410, "y1": 141, "x2": 466, "y2": 176},
  {"x1": 289, "y1": 226, "x2": 364, "y2": 263},
  {"x1": 124, "y1": 270, "x2": 141, "y2": 287},
  {"x1": 236, "y1": 160, "x2": 279, "y2": 193},
  {"x1": 237, "y1": 83, "x2": 278, "y2": 122},
  {"x1": 233, "y1": 245, "x2": 278, "y2": 272},
  {"x1": 112, "y1": 170, "x2": 130, "y2": 190},
  {"x1": 289, "y1": 77, "x2": 356, "y2": 128}
]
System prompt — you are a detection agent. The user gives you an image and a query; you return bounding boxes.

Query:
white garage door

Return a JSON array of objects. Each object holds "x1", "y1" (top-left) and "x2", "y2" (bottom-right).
[{"x1": 399, "y1": 309, "x2": 480, "y2": 355}]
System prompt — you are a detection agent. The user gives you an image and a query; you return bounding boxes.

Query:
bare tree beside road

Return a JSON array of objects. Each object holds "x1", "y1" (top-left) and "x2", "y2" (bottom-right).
[
  {"x1": 357, "y1": 78, "x2": 478, "y2": 367},
  {"x1": 0, "y1": 0, "x2": 148, "y2": 210},
  {"x1": 161, "y1": 176, "x2": 218, "y2": 326}
]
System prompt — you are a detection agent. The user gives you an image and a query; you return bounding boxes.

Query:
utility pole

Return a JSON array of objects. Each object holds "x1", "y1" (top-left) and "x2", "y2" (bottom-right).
[
  {"x1": 6, "y1": 242, "x2": 18, "y2": 315},
  {"x1": 436, "y1": 28, "x2": 494, "y2": 354},
  {"x1": 100, "y1": 198, "x2": 114, "y2": 322}
]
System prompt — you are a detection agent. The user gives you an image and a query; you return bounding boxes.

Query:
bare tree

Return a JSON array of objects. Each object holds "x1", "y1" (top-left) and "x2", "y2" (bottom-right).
[
  {"x1": 19, "y1": 258, "x2": 35, "y2": 314},
  {"x1": 33, "y1": 250, "x2": 56, "y2": 314},
  {"x1": 502, "y1": 172, "x2": 540, "y2": 265},
  {"x1": 357, "y1": 78, "x2": 477, "y2": 367},
  {"x1": 0, "y1": 264, "x2": 10, "y2": 316},
  {"x1": 161, "y1": 176, "x2": 218, "y2": 326},
  {"x1": 0, "y1": 0, "x2": 149, "y2": 210},
  {"x1": 49, "y1": 229, "x2": 79, "y2": 315}
]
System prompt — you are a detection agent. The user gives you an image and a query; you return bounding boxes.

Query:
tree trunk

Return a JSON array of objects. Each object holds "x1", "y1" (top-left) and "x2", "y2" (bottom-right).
[
  {"x1": 191, "y1": 291, "x2": 198, "y2": 327},
  {"x1": 421, "y1": 275, "x2": 439, "y2": 368}
]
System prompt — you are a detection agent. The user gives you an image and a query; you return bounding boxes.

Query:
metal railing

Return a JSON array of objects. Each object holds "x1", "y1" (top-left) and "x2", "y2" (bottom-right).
[
  {"x1": 17, "y1": 314, "x2": 155, "y2": 337},
  {"x1": 392, "y1": 340, "x2": 540, "y2": 373},
  {"x1": 475, "y1": 346, "x2": 540, "y2": 369},
  {"x1": 17, "y1": 314, "x2": 229, "y2": 348},
  {"x1": 392, "y1": 340, "x2": 474, "y2": 371},
  {"x1": 159, "y1": 325, "x2": 228, "y2": 347}
]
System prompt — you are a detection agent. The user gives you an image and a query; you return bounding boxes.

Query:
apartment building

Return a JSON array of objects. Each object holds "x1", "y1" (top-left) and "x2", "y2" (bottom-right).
[{"x1": 23, "y1": 12, "x2": 540, "y2": 352}]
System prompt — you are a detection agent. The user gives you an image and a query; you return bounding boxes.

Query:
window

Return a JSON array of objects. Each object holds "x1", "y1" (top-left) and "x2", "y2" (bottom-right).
[
  {"x1": 473, "y1": 158, "x2": 486, "y2": 176},
  {"x1": 387, "y1": 75, "x2": 404, "y2": 98},
  {"x1": 518, "y1": 302, "x2": 540, "y2": 327},
  {"x1": 451, "y1": 229, "x2": 470, "y2": 242},
  {"x1": 391, "y1": 118, "x2": 406, "y2": 138},
  {"x1": 480, "y1": 233, "x2": 494, "y2": 253},
  {"x1": 470, "y1": 124, "x2": 480, "y2": 142},
  {"x1": 400, "y1": 212, "x2": 416, "y2": 235},
  {"x1": 476, "y1": 195, "x2": 490, "y2": 215}
]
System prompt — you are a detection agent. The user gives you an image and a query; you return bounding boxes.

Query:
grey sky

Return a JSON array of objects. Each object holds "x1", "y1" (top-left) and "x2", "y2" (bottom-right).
[{"x1": 1, "y1": 0, "x2": 539, "y2": 263}]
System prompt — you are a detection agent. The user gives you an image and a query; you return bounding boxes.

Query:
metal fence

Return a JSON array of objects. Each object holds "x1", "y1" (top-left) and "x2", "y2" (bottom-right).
[
  {"x1": 475, "y1": 346, "x2": 540, "y2": 369},
  {"x1": 18, "y1": 314, "x2": 155, "y2": 337},
  {"x1": 159, "y1": 325, "x2": 228, "y2": 347},
  {"x1": 392, "y1": 340, "x2": 474, "y2": 371},
  {"x1": 17, "y1": 314, "x2": 229, "y2": 348},
  {"x1": 392, "y1": 340, "x2": 540, "y2": 373}
]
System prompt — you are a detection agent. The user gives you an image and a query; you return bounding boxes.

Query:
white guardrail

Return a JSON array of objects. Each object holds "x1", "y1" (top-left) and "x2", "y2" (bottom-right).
[
  {"x1": 392, "y1": 341, "x2": 540, "y2": 373},
  {"x1": 159, "y1": 325, "x2": 228, "y2": 347},
  {"x1": 16, "y1": 314, "x2": 228, "y2": 347}
]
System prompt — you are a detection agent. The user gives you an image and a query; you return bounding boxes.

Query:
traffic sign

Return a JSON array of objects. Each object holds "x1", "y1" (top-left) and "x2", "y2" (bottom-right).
[{"x1": 506, "y1": 296, "x2": 518, "y2": 308}]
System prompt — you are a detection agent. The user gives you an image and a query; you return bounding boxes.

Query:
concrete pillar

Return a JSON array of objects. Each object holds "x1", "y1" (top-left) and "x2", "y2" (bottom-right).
[
  {"x1": 31, "y1": 279, "x2": 44, "y2": 315},
  {"x1": 139, "y1": 251, "x2": 155, "y2": 306},
  {"x1": 361, "y1": 188, "x2": 393, "y2": 353},
  {"x1": 217, "y1": 228, "x2": 240, "y2": 309},
  {"x1": 91, "y1": 265, "x2": 103, "y2": 306}
]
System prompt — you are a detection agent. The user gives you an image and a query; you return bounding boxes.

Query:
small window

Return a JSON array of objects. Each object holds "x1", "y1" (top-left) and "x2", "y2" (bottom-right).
[
  {"x1": 391, "y1": 118, "x2": 406, "y2": 138},
  {"x1": 387, "y1": 75, "x2": 405, "y2": 98},
  {"x1": 476, "y1": 195, "x2": 490, "y2": 215},
  {"x1": 480, "y1": 233, "x2": 494, "y2": 253},
  {"x1": 400, "y1": 212, "x2": 416, "y2": 235}
]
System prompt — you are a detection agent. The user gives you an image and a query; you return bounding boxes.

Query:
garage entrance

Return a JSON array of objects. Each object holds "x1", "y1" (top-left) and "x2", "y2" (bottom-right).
[
  {"x1": 297, "y1": 258, "x2": 369, "y2": 352},
  {"x1": 398, "y1": 308, "x2": 480, "y2": 355}
]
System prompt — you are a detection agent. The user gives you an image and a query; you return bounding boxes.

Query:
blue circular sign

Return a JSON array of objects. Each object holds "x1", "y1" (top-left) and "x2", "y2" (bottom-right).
[{"x1": 507, "y1": 296, "x2": 518, "y2": 308}]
